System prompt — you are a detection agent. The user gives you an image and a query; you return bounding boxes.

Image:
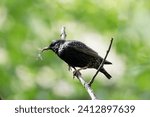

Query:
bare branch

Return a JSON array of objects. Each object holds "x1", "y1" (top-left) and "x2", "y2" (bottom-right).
[
  {"x1": 74, "y1": 71, "x2": 98, "y2": 100},
  {"x1": 60, "y1": 26, "x2": 67, "y2": 40},
  {"x1": 88, "y1": 38, "x2": 113, "y2": 87}
]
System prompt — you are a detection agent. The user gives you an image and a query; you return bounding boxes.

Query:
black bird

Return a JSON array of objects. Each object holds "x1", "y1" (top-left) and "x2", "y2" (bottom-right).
[{"x1": 42, "y1": 39, "x2": 112, "y2": 79}]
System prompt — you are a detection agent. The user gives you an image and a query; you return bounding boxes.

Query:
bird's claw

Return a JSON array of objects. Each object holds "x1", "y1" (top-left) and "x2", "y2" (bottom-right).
[{"x1": 73, "y1": 70, "x2": 81, "y2": 79}]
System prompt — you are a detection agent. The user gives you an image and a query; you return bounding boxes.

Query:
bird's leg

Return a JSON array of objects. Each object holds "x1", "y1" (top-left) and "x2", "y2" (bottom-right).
[
  {"x1": 72, "y1": 67, "x2": 77, "y2": 79},
  {"x1": 68, "y1": 65, "x2": 72, "y2": 71},
  {"x1": 68, "y1": 66, "x2": 78, "y2": 79},
  {"x1": 73, "y1": 66, "x2": 88, "y2": 79}
]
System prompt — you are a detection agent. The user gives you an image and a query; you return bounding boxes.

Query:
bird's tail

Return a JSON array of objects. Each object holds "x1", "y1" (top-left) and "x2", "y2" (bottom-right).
[{"x1": 100, "y1": 68, "x2": 112, "y2": 79}]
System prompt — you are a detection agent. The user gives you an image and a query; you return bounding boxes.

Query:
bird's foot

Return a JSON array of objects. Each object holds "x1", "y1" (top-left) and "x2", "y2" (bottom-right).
[
  {"x1": 73, "y1": 69, "x2": 81, "y2": 79},
  {"x1": 68, "y1": 65, "x2": 72, "y2": 71}
]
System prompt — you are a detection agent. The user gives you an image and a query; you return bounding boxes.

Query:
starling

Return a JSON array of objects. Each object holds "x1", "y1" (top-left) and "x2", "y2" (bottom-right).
[{"x1": 42, "y1": 39, "x2": 112, "y2": 79}]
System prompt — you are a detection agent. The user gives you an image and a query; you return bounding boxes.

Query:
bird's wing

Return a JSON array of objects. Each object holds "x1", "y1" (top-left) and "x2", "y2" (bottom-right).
[{"x1": 67, "y1": 41, "x2": 100, "y2": 58}]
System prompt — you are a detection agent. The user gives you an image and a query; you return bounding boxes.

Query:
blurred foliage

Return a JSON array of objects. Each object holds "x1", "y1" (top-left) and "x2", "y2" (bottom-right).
[{"x1": 0, "y1": 0, "x2": 150, "y2": 100}]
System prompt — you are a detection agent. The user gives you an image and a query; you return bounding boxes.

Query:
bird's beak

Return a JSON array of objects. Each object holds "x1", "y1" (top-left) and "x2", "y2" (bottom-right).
[{"x1": 41, "y1": 47, "x2": 50, "y2": 53}]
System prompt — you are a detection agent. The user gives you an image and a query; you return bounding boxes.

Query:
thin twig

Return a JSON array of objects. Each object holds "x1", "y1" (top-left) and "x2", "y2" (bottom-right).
[
  {"x1": 88, "y1": 38, "x2": 113, "y2": 87},
  {"x1": 60, "y1": 26, "x2": 67, "y2": 40}
]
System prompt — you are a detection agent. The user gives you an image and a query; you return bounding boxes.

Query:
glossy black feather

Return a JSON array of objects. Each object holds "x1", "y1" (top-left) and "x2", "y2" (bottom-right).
[{"x1": 48, "y1": 39, "x2": 112, "y2": 79}]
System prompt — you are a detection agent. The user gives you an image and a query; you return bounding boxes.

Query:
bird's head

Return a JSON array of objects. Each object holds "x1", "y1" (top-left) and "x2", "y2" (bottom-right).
[{"x1": 41, "y1": 40, "x2": 65, "y2": 53}]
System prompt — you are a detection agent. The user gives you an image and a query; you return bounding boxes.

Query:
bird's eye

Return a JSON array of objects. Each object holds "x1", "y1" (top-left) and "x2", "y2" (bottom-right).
[
  {"x1": 51, "y1": 43, "x2": 55, "y2": 47},
  {"x1": 50, "y1": 40, "x2": 58, "y2": 48}
]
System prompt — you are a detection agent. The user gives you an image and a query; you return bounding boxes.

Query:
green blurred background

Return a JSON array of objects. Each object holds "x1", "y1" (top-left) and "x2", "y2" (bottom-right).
[{"x1": 0, "y1": 0, "x2": 150, "y2": 100}]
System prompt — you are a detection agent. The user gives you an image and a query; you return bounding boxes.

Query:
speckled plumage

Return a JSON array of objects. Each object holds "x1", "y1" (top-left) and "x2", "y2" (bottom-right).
[{"x1": 48, "y1": 39, "x2": 112, "y2": 79}]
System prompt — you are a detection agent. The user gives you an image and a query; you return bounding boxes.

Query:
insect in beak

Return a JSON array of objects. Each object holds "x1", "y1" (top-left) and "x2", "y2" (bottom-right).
[{"x1": 41, "y1": 47, "x2": 50, "y2": 53}]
